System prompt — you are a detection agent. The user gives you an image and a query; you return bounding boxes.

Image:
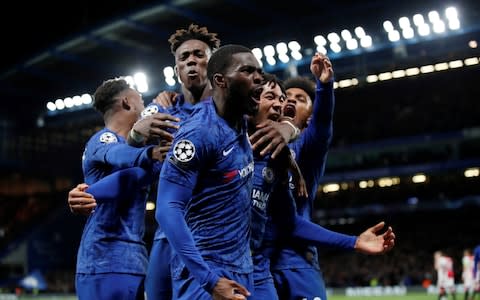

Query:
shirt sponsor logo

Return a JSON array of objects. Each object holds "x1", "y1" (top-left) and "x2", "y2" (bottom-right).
[{"x1": 252, "y1": 188, "x2": 270, "y2": 210}]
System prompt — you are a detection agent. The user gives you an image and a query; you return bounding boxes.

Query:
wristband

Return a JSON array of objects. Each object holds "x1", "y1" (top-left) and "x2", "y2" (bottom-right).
[
  {"x1": 129, "y1": 128, "x2": 145, "y2": 144},
  {"x1": 281, "y1": 120, "x2": 300, "y2": 141}
]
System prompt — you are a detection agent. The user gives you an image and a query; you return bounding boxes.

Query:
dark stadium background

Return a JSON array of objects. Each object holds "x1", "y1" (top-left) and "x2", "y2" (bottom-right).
[{"x1": 1, "y1": 0, "x2": 479, "y2": 296}]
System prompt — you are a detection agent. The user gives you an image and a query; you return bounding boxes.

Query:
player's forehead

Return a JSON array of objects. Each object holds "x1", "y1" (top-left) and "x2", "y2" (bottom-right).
[{"x1": 176, "y1": 39, "x2": 211, "y2": 55}]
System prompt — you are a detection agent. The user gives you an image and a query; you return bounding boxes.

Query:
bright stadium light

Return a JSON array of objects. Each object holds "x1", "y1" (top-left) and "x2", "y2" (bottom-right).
[
  {"x1": 81, "y1": 94, "x2": 92, "y2": 105},
  {"x1": 388, "y1": 30, "x2": 400, "y2": 42},
  {"x1": 445, "y1": 7, "x2": 458, "y2": 20},
  {"x1": 413, "y1": 14, "x2": 425, "y2": 26},
  {"x1": 55, "y1": 99, "x2": 65, "y2": 110},
  {"x1": 73, "y1": 95, "x2": 83, "y2": 106},
  {"x1": 327, "y1": 32, "x2": 340, "y2": 44},
  {"x1": 46, "y1": 101, "x2": 56, "y2": 111},
  {"x1": 383, "y1": 20, "x2": 394, "y2": 32},
  {"x1": 341, "y1": 29, "x2": 352, "y2": 41},
  {"x1": 428, "y1": 10, "x2": 440, "y2": 23},
  {"x1": 314, "y1": 35, "x2": 327, "y2": 46},
  {"x1": 133, "y1": 72, "x2": 148, "y2": 93},
  {"x1": 64, "y1": 97, "x2": 74, "y2": 108},
  {"x1": 398, "y1": 17, "x2": 411, "y2": 29},
  {"x1": 354, "y1": 26, "x2": 366, "y2": 38},
  {"x1": 263, "y1": 45, "x2": 275, "y2": 57},
  {"x1": 360, "y1": 36, "x2": 372, "y2": 48},
  {"x1": 418, "y1": 23, "x2": 430, "y2": 36}
]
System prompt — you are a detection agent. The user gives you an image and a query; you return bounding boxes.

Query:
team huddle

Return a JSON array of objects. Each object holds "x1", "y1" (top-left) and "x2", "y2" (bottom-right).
[{"x1": 67, "y1": 24, "x2": 396, "y2": 300}]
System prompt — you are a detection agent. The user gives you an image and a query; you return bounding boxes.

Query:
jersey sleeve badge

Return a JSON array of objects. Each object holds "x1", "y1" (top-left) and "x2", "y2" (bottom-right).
[
  {"x1": 99, "y1": 132, "x2": 118, "y2": 144},
  {"x1": 173, "y1": 139, "x2": 196, "y2": 162},
  {"x1": 141, "y1": 105, "x2": 159, "y2": 117}
]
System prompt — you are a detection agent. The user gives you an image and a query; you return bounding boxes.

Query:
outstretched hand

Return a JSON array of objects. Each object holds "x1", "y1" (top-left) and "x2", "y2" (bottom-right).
[
  {"x1": 310, "y1": 52, "x2": 334, "y2": 83},
  {"x1": 212, "y1": 277, "x2": 251, "y2": 300},
  {"x1": 354, "y1": 221, "x2": 395, "y2": 255}
]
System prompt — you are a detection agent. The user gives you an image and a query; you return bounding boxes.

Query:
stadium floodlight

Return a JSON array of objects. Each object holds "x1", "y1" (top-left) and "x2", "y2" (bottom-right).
[
  {"x1": 392, "y1": 70, "x2": 406, "y2": 78},
  {"x1": 412, "y1": 14, "x2": 425, "y2": 26},
  {"x1": 287, "y1": 41, "x2": 301, "y2": 52},
  {"x1": 383, "y1": 20, "x2": 394, "y2": 32},
  {"x1": 166, "y1": 77, "x2": 176, "y2": 87},
  {"x1": 278, "y1": 54, "x2": 290, "y2": 63},
  {"x1": 266, "y1": 56, "x2": 276, "y2": 66},
  {"x1": 316, "y1": 45, "x2": 327, "y2": 54},
  {"x1": 464, "y1": 57, "x2": 479, "y2": 66},
  {"x1": 327, "y1": 32, "x2": 340, "y2": 44},
  {"x1": 64, "y1": 97, "x2": 74, "y2": 108},
  {"x1": 133, "y1": 72, "x2": 148, "y2": 93},
  {"x1": 46, "y1": 101, "x2": 56, "y2": 111},
  {"x1": 402, "y1": 27, "x2": 415, "y2": 39},
  {"x1": 428, "y1": 10, "x2": 440, "y2": 23},
  {"x1": 163, "y1": 66, "x2": 174, "y2": 78},
  {"x1": 398, "y1": 16, "x2": 411, "y2": 29},
  {"x1": 388, "y1": 30, "x2": 400, "y2": 42},
  {"x1": 360, "y1": 35, "x2": 372, "y2": 48},
  {"x1": 251, "y1": 47, "x2": 263, "y2": 60},
  {"x1": 464, "y1": 168, "x2": 479, "y2": 177},
  {"x1": 291, "y1": 51, "x2": 302, "y2": 61},
  {"x1": 73, "y1": 95, "x2": 83, "y2": 106},
  {"x1": 434, "y1": 62, "x2": 449, "y2": 71},
  {"x1": 445, "y1": 7, "x2": 458, "y2": 20},
  {"x1": 412, "y1": 174, "x2": 427, "y2": 183},
  {"x1": 366, "y1": 75, "x2": 378, "y2": 83},
  {"x1": 329, "y1": 43, "x2": 341, "y2": 53},
  {"x1": 314, "y1": 35, "x2": 327, "y2": 46},
  {"x1": 420, "y1": 65, "x2": 435, "y2": 73},
  {"x1": 322, "y1": 183, "x2": 340, "y2": 193},
  {"x1": 81, "y1": 94, "x2": 92, "y2": 105},
  {"x1": 432, "y1": 20, "x2": 446, "y2": 33},
  {"x1": 341, "y1": 29, "x2": 352, "y2": 41},
  {"x1": 448, "y1": 19, "x2": 460, "y2": 30},
  {"x1": 405, "y1": 67, "x2": 420, "y2": 76},
  {"x1": 418, "y1": 23, "x2": 430, "y2": 36},
  {"x1": 346, "y1": 38, "x2": 358, "y2": 50},
  {"x1": 276, "y1": 42, "x2": 288, "y2": 54},
  {"x1": 354, "y1": 26, "x2": 366, "y2": 38},
  {"x1": 448, "y1": 60, "x2": 463, "y2": 68},
  {"x1": 55, "y1": 99, "x2": 65, "y2": 110},
  {"x1": 263, "y1": 45, "x2": 275, "y2": 57},
  {"x1": 251, "y1": 47, "x2": 263, "y2": 67}
]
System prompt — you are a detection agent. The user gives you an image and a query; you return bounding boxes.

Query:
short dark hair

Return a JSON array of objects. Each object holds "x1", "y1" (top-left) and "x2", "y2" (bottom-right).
[
  {"x1": 93, "y1": 77, "x2": 130, "y2": 115},
  {"x1": 284, "y1": 76, "x2": 316, "y2": 102},
  {"x1": 263, "y1": 72, "x2": 286, "y2": 95},
  {"x1": 168, "y1": 24, "x2": 221, "y2": 55},
  {"x1": 207, "y1": 44, "x2": 252, "y2": 84}
]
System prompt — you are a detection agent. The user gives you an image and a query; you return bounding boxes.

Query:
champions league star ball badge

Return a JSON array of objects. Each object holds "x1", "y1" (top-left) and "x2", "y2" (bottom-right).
[
  {"x1": 141, "y1": 105, "x2": 159, "y2": 117},
  {"x1": 99, "y1": 132, "x2": 118, "y2": 144},
  {"x1": 173, "y1": 139, "x2": 195, "y2": 162}
]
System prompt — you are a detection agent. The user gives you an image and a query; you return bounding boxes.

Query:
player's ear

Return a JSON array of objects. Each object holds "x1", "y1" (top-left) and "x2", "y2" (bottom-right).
[
  {"x1": 121, "y1": 97, "x2": 131, "y2": 110},
  {"x1": 213, "y1": 73, "x2": 225, "y2": 88}
]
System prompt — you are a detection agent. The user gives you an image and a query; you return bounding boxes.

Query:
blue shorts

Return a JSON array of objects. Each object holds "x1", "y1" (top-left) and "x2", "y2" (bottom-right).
[
  {"x1": 272, "y1": 267, "x2": 326, "y2": 300},
  {"x1": 172, "y1": 266, "x2": 253, "y2": 300},
  {"x1": 145, "y1": 238, "x2": 173, "y2": 300},
  {"x1": 252, "y1": 276, "x2": 278, "y2": 300},
  {"x1": 76, "y1": 273, "x2": 144, "y2": 300}
]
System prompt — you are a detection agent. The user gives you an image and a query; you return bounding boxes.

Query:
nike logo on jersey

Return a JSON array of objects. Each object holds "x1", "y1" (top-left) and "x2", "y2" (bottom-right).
[{"x1": 223, "y1": 146, "x2": 234, "y2": 156}]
